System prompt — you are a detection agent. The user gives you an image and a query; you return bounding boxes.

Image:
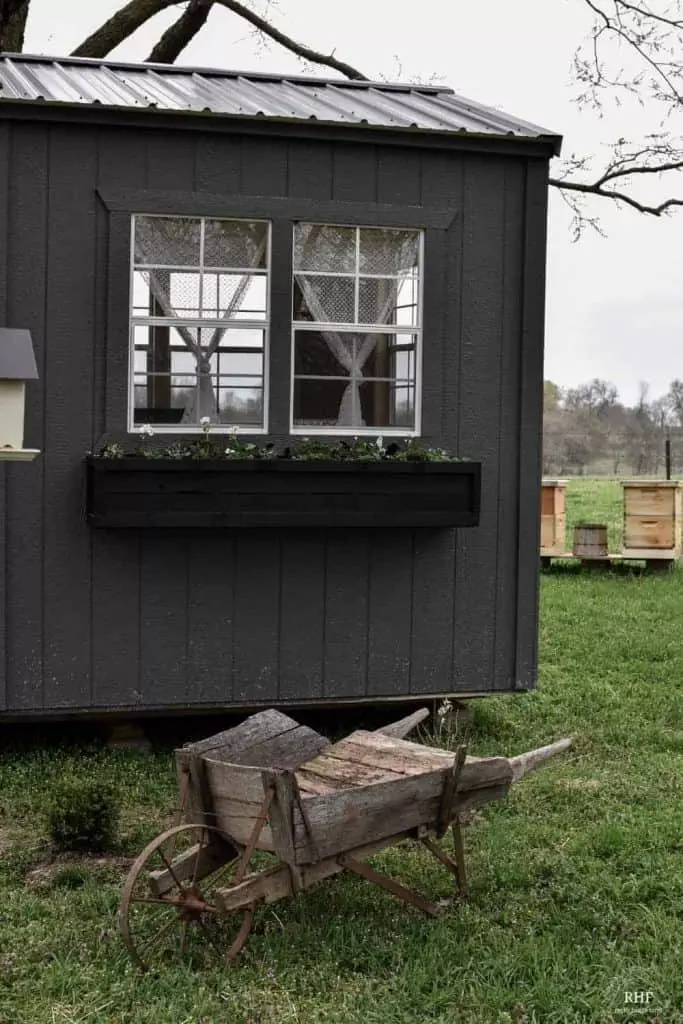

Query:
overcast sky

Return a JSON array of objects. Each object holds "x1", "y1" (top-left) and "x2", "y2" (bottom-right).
[{"x1": 22, "y1": 0, "x2": 683, "y2": 405}]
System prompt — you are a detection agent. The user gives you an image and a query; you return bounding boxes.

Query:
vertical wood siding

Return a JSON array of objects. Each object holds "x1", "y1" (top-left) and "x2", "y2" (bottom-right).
[{"x1": 0, "y1": 119, "x2": 546, "y2": 715}]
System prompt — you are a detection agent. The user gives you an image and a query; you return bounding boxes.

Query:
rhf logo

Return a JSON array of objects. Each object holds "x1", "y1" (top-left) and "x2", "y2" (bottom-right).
[{"x1": 624, "y1": 991, "x2": 654, "y2": 1005}]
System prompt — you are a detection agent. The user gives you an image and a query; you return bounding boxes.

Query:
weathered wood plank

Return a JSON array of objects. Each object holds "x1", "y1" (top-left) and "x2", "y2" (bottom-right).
[
  {"x1": 296, "y1": 753, "x2": 399, "y2": 790},
  {"x1": 268, "y1": 774, "x2": 303, "y2": 888},
  {"x1": 203, "y1": 758, "x2": 271, "y2": 805},
  {"x1": 341, "y1": 732, "x2": 513, "y2": 789},
  {"x1": 210, "y1": 725, "x2": 329, "y2": 770},
  {"x1": 294, "y1": 770, "x2": 447, "y2": 863},
  {"x1": 374, "y1": 708, "x2": 430, "y2": 738},
  {"x1": 294, "y1": 772, "x2": 339, "y2": 796},
  {"x1": 186, "y1": 709, "x2": 303, "y2": 757},
  {"x1": 294, "y1": 773, "x2": 511, "y2": 864},
  {"x1": 215, "y1": 830, "x2": 414, "y2": 912},
  {"x1": 509, "y1": 738, "x2": 572, "y2": 781},
  {"x1": 210, "y1": 801, "x2": 276, "y2": 852}
]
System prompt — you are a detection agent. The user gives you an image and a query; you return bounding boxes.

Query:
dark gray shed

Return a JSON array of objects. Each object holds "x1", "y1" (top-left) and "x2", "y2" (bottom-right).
[{"x1": 0, "y1": 53, "x2": 561, "y2": 719}]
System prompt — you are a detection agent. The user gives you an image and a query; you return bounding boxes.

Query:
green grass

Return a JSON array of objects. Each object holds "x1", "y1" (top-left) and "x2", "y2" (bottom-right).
[
  {"x1": 1, "y1": 479, "x2": 682, "y2": 1023},
  {"x1": 564, "y1": 478, "x2": 624, "y2": 552}
]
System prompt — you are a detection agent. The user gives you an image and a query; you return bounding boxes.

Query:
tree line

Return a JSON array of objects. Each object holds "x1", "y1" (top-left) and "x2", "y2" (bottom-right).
[{"x1": 543, "y1": 378, "x2": 683, "y2": 477}]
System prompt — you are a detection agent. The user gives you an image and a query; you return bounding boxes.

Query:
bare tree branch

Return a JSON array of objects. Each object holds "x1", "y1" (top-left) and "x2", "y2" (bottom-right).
[
  {"x1": 0, "y1": 0, "x2": 29, "y2": 52},
  {"x1": 147, "y1": 0, "x2": 213, "y2": 62},
  {"x1": 212, "y1": 0, "x2": 368, "y2": 80},
  {"x1": 550, "y1": 175, "x2": 683, "y2": 216},
  {"x1": 72, "y1": 0, "x2": 179, "y2": 58}
]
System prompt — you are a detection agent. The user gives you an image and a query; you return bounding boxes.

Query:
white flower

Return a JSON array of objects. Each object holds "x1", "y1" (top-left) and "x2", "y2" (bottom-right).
[
  {"x1": 200, "y1": 416, "x2": 211, "y2": 426},
  {"x1": 376, "y1": 435, "x2": 384, "y2": 450},
  {"x1": 437, "y1": 698, "x2": 453, "y2": 719},
  {"x1": 139, "y1": 424, "x2": 155, "y2": 437},
  {"x1": 225, "y1": 446, "x2": 234, "y2": 455}
]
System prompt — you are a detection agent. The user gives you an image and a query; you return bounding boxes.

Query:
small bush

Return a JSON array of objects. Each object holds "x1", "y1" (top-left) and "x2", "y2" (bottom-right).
[
  {"x1": 52, "y1": 865, "x2": 91, "y2": 890},
  {"x1": 48, "y1": 779, "x2": 120, "y2": 853}
]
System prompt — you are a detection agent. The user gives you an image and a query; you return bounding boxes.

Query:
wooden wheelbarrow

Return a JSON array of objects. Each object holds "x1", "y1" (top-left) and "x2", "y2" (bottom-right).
[{"x1": 118, "y1": 708, "x2": 571, "y2": 969}]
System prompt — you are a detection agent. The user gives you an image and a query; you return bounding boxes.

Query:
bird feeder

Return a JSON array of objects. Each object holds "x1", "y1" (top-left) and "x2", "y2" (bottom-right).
[{"x1": 0, "y1": 328, "x2": 39, "y2": 461}]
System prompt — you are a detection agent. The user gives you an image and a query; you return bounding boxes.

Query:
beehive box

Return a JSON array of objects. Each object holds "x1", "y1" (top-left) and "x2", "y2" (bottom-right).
[
  {"x1": 540, "y1": 480, "x2": 567, "y2": 555},
  {"x1": 622, "y1": 481, "x2": 682, "y2": 558}
]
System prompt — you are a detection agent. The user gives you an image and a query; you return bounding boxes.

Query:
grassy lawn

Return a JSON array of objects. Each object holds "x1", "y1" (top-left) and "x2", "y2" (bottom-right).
[{"x1": 1, "y1": 480, "x2": 682, "y2": 1023}]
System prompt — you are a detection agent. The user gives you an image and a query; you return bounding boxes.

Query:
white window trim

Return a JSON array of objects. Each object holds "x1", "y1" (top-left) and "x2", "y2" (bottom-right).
[
  {"x1": 127, "y1": 213, "x2": 272, "y2": 435},
  {"x1": 289, "y1": 225, "x2": 424, "y2": 437}
]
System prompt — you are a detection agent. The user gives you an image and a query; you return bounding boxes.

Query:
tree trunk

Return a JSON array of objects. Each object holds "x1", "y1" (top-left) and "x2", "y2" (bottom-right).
[{"x1": 0, "y1": 0, "x2": 29, "y2": 52}]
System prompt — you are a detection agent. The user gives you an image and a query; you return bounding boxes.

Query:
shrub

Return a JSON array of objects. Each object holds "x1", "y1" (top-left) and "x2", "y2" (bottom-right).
[{"x1": 48, "y1": 779, "x2": 120, "y2": 853}]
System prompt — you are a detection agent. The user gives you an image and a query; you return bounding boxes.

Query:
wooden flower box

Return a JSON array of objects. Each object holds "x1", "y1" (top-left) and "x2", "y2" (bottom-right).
[{"x1": 85, "y1": 457, "x2": 482, "y2": 529}]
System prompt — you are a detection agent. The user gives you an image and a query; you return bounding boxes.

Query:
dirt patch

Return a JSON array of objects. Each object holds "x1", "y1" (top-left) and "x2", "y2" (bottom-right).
[
  {"x1": 563, "y1": 779, "x2": 601, "y2": 792},
  {"x1": 0, "y1": 826, "x2": 11, "y2": 856},
  {"x1": 24, "y1": 853, "x2": 133, "y2": 889}
]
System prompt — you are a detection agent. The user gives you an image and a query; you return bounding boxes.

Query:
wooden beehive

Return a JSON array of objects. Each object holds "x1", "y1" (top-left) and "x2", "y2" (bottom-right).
[
  {"x1": 540, "y1": 479, "x2": 567, "y2": 555},
  {"x1": 622, "y1": 481, "x2": 682, "y2": 558}
]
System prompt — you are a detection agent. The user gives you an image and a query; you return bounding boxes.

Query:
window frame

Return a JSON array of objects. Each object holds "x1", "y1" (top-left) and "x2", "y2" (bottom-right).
[
  {"x1": 127, "y1": 213, "x2": 272, "y2": 435},
  {"x1": 289, "y1": 222, "x2": 425, "y2": 437}
]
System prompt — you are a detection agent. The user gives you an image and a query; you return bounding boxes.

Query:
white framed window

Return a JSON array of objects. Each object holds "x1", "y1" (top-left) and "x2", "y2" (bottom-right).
[
  {"x1": 129, "y1": 215, "x2": 270, "y2": 433},
  {"x1": 291, "y1": 223, "x2": 423, "y2": 435}
]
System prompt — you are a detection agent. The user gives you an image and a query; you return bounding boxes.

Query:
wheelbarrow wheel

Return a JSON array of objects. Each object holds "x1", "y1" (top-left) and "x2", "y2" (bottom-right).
[{"x1": 118, "y1": 823, "x2": 255, "y2": 971}]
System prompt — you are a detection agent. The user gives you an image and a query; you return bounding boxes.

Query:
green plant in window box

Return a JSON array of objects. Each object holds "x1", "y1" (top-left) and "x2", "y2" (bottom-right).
[{"x1": 95, "y1": 426, "x2": 461, "y2": 463}]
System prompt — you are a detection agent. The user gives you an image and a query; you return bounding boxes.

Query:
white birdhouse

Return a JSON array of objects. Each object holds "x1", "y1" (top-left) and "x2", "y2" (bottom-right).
[{"x1": 0, "y1": 328, "x2": 39, "y2": 461}]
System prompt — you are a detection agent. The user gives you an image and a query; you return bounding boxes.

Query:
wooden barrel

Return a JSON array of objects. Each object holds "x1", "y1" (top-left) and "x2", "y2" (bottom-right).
[{"x1": 572, "y1": 523, "x2": 608, "y2": 560}]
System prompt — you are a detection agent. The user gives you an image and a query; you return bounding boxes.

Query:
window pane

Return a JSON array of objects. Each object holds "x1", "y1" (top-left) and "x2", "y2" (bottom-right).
[
  {"x1": 214, "y1": 351, "x2": 263, "y2": 377},
  {"x1": 294, "y1": 331, "x2": 352, "y2": 377},
  {"x1": 390, "y1": 386, "x2": 416, "y2": 428},
  {"x1": 217, "y1": 388, "x2": 263, "y2": 426},
  {"x1": 202, "y1": 327, "x2": 265, "y2": 353},
  {"x1": 358, "y1": 228, "x2": 420, "y2": 276},
  {"x1": 360, "y1": 381, "x2": 415, "y2": 429},
  {"x1": 134, "y1": 216, "x2": 200, "y2": 267},
  {"x1": 294, "y1": 224, "x2": 356, "y2": 273},
  {"x1": 204, "y1": 220, "x2": 268, "y2": 269},
  {"x1": 293, "y1": 379, "x2": 349, "y2": 427},
  {"x1": 133, "y1": 269, "x2": 201, "y2": 318},
  {"x1": 202, "y1": 273, "x2": 267, "y2": 320},
  {"x1": 294, "y1": 275, "x2": 355, "y2": 323},
  {"x1": 134, "y1": 374, "x2": 196, "y2": 426},
  {"x1": 394, "y1": 276, "x2": 420, "y2": 327},
  {"x1": 358, "y1": 278, "x2": 406, "y2": 326}
]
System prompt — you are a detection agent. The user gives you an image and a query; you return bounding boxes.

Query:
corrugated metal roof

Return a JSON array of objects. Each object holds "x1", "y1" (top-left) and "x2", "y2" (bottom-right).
[{"x1": 0, "y1": 53, "x2": 561, "y2": 153}]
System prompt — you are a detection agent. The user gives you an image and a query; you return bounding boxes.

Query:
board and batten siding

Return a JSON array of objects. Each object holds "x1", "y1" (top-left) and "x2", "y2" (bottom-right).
[{"x1": 0, "y1": 117, "x2": 547, "y2": 716}]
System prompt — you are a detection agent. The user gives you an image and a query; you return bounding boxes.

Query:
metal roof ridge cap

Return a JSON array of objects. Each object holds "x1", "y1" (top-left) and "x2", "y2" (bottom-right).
[{"x1": 0, "y1": 52, "x2": 454, "y2": 93}]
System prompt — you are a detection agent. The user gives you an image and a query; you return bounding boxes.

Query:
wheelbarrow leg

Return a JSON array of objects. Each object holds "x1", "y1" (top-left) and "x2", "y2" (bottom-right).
[
  {"x1": 451, "y1": 820, "x2": 467, "y2": 895},
  {"x1": 419, "y1": 820, "x2": 467, "y2": 897},
  {"x1": 339, "y1": 854, "x2": 440, "y2": 918}
]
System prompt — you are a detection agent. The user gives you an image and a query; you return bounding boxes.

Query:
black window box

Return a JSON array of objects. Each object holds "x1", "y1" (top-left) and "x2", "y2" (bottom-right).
[{"x1": 85, "y1": 457, "x2": 481, "y2": 529}]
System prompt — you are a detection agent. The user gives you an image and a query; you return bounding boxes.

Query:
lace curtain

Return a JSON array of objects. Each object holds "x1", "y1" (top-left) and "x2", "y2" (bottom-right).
[
  {"x1": 134, "y1": 219, "x2": 266, "y2": 424},
  {"x1": 295, "y1": 275, "x2": 397, "y2": 427}
]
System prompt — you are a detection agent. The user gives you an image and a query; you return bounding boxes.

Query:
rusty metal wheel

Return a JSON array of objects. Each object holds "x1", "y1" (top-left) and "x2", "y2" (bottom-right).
[{"x1": 118, "y1": 823, "x2": 255, "y2": 970}]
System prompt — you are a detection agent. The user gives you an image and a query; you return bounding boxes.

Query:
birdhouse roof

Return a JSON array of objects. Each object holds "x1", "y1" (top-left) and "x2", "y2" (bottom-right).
[{"x1": 0, "y1": 328, "x2": 38, "y2": 380}]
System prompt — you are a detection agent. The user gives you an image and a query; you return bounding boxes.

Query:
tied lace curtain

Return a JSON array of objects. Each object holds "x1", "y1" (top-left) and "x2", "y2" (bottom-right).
[
  {"x1": 134, "y1": 222, "x2": 266, "y2": 424},
  {"x1": 295, "y1": 274, "x2": 397, "y2": 427}
]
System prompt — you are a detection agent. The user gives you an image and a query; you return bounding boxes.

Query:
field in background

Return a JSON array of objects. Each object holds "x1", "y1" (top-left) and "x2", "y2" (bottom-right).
[
  {"x1": 564, "y1": 478, "x2": 623, "y2": 552},
  {"x1": 1, "y1": 478, "x2": 682, "y2": 1023}
]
